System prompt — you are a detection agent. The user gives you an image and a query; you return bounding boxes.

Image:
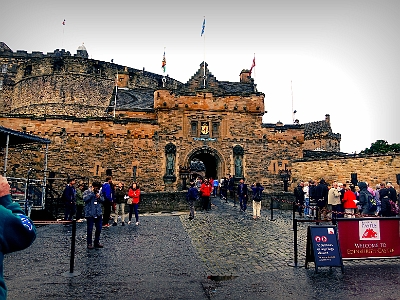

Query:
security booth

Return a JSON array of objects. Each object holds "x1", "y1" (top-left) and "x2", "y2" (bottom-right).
[{"x1": 0, "y1": 126, "x2": 50, "y2": 216}]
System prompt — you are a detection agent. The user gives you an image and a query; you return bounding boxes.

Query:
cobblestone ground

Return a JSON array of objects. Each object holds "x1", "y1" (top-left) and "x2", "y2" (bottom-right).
[{"x1": 4, "y1": 195, "x2": 400, "y2": 299}]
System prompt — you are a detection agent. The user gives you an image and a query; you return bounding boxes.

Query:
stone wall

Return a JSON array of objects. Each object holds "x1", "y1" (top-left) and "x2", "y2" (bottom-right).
[{"x1": 291, "y1": 154, "x2": 400, "y2": 189}]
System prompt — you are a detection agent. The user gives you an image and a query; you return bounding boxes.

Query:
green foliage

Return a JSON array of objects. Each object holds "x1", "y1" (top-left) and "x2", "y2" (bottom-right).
[{"x1": 361, "y1": 140, "x2": 400, "y2": 154}]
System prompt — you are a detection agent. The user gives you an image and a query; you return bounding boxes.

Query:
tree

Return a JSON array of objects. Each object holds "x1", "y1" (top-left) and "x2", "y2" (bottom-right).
[{"x1": 361, "y1": 140, "x2": 400, "y2": 154}]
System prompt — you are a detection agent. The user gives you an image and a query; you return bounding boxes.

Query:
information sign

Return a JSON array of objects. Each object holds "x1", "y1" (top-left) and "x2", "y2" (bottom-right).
[{"x1": 305, "y1": 225, "x2": 344, "y2": 273}]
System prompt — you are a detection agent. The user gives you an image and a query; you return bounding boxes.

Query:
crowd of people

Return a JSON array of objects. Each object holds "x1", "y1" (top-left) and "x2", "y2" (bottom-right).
[
  {"x1": 62, "y1": 177, "x2": 141, "y2": 249},
  {"x1": 187, "y1": 175, "x2": 264, "y2": 221},
  {"x1": 293, "y1": 178, "x2": 400, "y2": 220}
]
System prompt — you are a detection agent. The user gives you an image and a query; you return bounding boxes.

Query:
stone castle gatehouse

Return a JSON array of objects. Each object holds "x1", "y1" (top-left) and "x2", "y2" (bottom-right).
[{"x1": 0, "y1": 42, "x2": 342, "y2": 192}]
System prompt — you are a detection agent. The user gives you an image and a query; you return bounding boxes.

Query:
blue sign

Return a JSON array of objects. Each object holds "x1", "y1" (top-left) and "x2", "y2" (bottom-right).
[{"x1": 305, "y1": 226, "x2": 344, "y2": 273}]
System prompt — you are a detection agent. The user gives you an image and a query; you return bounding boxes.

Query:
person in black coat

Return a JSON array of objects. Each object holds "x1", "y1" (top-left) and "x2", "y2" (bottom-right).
[
  {"x1": 237, "y1": 178, "x2": 248, "y2": 212},
  {"x1": 379, "y1": 188, "x2": 394, "y2": 217},
  {"x1": 314, "y1": 179, "x2": 329, "y2": 220},
  {"x1": 294, "y1": 182, "x2": 305, "y2": 217}
]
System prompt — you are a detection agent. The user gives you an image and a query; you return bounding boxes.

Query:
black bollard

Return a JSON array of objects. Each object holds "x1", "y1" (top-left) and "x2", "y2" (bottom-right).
[
  {"x1": 269, "y1": 197, "x2": 275, "y2": 221},
  {"x1": 290, "y1": 201, "x2": 296, "y2": 231},
  {"x1": 62, "y1": 219, "x2": 80, "y2": 277},
  {"x1": 289, "y1": 218, "x2": 298, "y2": 267},
  {"x1": 69, "y1": 219, "x2": 76, "y2": 273}
]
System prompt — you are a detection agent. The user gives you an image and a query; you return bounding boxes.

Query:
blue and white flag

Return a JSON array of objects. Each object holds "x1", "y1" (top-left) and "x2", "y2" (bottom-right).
[{"x1": 201, "y1": 18, "x2": 206, "y2": 36}]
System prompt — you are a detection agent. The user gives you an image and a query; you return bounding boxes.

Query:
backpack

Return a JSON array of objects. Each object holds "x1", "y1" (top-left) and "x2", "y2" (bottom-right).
[
  {"x1": 366, "y1": 192, "x2": 377, "y2": 212},
  {"x1": 253, "y1": 188, "x2": 262, "y2": 201},
  {"x1": 389, "y1": 199, "x2": 399, "y2": 215}
]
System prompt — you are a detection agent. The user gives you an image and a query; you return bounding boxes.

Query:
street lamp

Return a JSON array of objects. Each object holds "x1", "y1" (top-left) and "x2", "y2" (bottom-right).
[
  {"x1": 179, "y1": 166, "x2": 191, "y2": 190},
  {"x1": 279, "y1": 168, "x2": 292, "y2": 192}
]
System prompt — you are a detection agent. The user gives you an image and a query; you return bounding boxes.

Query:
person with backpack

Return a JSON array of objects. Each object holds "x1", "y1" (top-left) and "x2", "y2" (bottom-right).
[
  {"x1": 357, "y1": 182, "x2": 376, "y2": 216},
  {"x1": 251, "y1": 182, "x2": 264, "y2": 220},
  {"x1": 0, "y1": 175, "x2": 36, "y2": 299}
]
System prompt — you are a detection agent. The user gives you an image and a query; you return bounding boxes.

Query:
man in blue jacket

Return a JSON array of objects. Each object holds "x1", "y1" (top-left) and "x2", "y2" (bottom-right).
[
  {"x1": 101, "y1": 177, "x2": 113, "y2": 228},
  {"x1": 0, "y1": 175, "x2": 36, "y2": 299}
]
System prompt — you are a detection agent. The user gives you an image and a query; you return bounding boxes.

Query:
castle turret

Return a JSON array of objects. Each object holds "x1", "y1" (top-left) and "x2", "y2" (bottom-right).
[{"x1": 76, "y1": 43, "x2": 88, "y2": 58}]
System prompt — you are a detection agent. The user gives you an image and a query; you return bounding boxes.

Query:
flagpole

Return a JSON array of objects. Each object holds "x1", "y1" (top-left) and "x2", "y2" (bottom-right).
[
  {"x1": 162, "y1": 47, "x2": 166, "y2": 88},
  {"x1": 202, "y1": 16, "x2": 206, "y2": 88},
  {"x1": 253, "y1": 53, "x2": 256, "y2": 81},
  {"x1": 114, "y1": 69, "x2": 118, "y2": 118}
]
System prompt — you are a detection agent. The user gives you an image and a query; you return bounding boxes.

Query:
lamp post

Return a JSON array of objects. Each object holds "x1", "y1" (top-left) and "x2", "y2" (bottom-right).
[
  {"x1": 179, "y1": 166, "x2": 191, "y2": 190},
  {"x1": 279, "y1": 168, "x2": 292, "y2": 192}
]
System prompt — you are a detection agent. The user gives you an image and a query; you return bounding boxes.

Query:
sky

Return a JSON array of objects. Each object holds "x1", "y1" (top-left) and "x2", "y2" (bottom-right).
[{"x1": 2, "y1": 0, "x2": 400, "y2": 154}]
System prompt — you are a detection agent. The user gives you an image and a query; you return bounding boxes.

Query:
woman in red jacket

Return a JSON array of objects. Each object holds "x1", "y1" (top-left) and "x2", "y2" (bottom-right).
[
  {"x1": 128, "y1": 182, "x2": 141, "y2": 225},
  {"x1": 200, "y1": 178, "x2": 213, "y2": 211},
  {"x1": 342, "y1": 184, "x2": 357, "y2": 218}
]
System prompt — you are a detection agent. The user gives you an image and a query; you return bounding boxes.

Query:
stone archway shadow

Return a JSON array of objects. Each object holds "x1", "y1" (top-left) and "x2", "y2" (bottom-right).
[{"x1": 186, "y1": 146, "x2": 226, "y2": 180}]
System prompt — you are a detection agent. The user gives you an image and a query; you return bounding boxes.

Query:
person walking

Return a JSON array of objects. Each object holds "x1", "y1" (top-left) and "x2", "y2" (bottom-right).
[
  {"x1": 113, "y1": 182, "x2": 127, "y2": 226},
  {"x1": 101, "y1": 176, "x2": 113, "y2": 228},
  {"x1": 128, "y1": 182, "x2": 141, "y2": 225},
  {"x1": 315, "y1": 179, "x2": 329, "y2": 220},
  {"x1": 83, "y1": 181, "x2": 104, "y2": 249},
  {"x1": 251, "y1": 182, "x2": 264, "y2": 220},
  {"x1": 228, "y1": 175, "x2": 235, "y2": 201},
  {"x1": 303, "y1": 181, "x2": 310, "y2": 217},
  {"x1": 187, "y1": 182, "x2": 198, "y2": 220},
  {"x1": 237, "y1": 178, "x2": 248, "y2": 212},
  {"x1": 294, "y1": 181, "x2": 305, "y2": 217},
  {"x1": 63, "y1": 178, "x2": 76, "y2": 221},
  {"x1": 328, "y1": 182, "x2": 341, "y2": 224},
  {"x1": 200, "y1": 178, "x2": 212, "y2": 211},
  {"x1": 0, "y1": 175, "x2": 36, "y2": 299},
  {"x1": 75, "y1": 181, "x2": 85, "y2": 221},
  {"x1": 212, "y1": 177, "x2": 219, "y2": 198}
]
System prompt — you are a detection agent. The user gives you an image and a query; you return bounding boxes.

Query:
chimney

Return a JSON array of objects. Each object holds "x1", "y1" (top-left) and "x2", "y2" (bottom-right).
[
  {"x1": 240, "y1": 69, "x2": 251, "y2": 83},
  {"x1": 325, "y1": 114, "x2": 330, "y2": 125}
]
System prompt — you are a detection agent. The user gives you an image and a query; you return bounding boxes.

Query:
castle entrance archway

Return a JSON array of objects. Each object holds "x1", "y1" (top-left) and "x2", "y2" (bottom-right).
[{"x1": 187, "y1": 147, "x2": 224, "y2": 180}]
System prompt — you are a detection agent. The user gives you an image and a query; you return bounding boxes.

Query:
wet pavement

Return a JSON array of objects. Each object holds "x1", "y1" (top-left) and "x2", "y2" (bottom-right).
[{"x1": 4, "y1": 196, "x2": 400, "y2": 299}]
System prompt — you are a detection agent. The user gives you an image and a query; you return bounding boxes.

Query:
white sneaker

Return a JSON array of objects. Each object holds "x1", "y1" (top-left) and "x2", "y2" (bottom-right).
[
  {"x1": 128, "y1": 221, "x2": 131, "y2": 225},
  {"x1": 135, "y1": 222, "x2": 139, "y2": 226}
]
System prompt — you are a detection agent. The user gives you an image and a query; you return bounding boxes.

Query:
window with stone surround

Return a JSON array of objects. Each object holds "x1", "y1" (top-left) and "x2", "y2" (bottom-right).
[
  {"x1": 212, "y1": 122, "x2": 220, "y2": 137},
  {"x1": 191, "y1": 121, "x2": 198, "y2": 136}
]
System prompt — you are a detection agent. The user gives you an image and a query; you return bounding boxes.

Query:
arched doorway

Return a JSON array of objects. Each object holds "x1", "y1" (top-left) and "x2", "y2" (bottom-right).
[{"x1": 187, "y1": 147, "x2": 224, "y2": 180}]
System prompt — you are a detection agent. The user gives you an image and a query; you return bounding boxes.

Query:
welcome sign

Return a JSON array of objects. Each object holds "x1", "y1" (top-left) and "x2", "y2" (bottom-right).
[{"x1": 337, "y1": 218, "x2": 400, "y2": 259}]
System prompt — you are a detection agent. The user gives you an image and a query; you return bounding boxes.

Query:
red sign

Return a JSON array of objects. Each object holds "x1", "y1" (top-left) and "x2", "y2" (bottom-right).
[{"x1": 337, "y1": 218, "x2": 400, "y2": 259}]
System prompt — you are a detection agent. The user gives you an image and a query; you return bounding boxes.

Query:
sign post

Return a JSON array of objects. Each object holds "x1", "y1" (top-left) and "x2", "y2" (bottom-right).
[{"x1": 305, "y1": 225, "x2": 344, "y2": 273}]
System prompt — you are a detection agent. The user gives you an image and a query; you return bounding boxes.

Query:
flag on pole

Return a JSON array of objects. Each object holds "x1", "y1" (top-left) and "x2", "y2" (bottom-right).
[
  {"x1": 249, "y1": 55, "x2": 256, "y2": 76},
  {"x1": 62, "y1": 19, "x2": 66, "y2": 25},
  {"x1": 201, "y1": 18, "x2": 206, "y2": 36},
  {"x1": 161, "y1": 49, "x2": 166, "y2": 73}
]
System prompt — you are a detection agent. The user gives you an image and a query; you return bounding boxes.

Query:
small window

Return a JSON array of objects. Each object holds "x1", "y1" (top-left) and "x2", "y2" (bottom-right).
[
  {"x1": 1, "y1": 64, "x2": 7, "y2": 73},
  {"x1": 212, "y1": 122, "x2": 219, "y2": 137},
  {"x1": 191, "y1": 121, "x2": 198, "y2": 136},
  {"x1": 0, "y1": 80, "x2": 2, "y2": 90}
]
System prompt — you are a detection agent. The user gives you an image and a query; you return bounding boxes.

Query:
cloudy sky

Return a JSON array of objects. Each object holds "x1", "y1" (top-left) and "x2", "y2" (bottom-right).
[{"x1": 2, "y1": 0, "x2": 399, "y2": 153}]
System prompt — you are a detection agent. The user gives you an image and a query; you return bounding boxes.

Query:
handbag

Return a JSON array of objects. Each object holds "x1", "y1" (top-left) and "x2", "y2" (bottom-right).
[{"x1": 127, "y1": 197, "x2": 133, "y2": 205}]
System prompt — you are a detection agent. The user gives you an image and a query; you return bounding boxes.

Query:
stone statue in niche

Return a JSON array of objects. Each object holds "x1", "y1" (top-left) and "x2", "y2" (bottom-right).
[
  {"x1": 163, "y1": 143, "x2": 177, "y2": 184},
  {"x1": 166, "y1": 152, "x2": 175, "y2": 175},
  {"x1": 235, "y1": 156, "x2": 243, "y2": 178}
]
